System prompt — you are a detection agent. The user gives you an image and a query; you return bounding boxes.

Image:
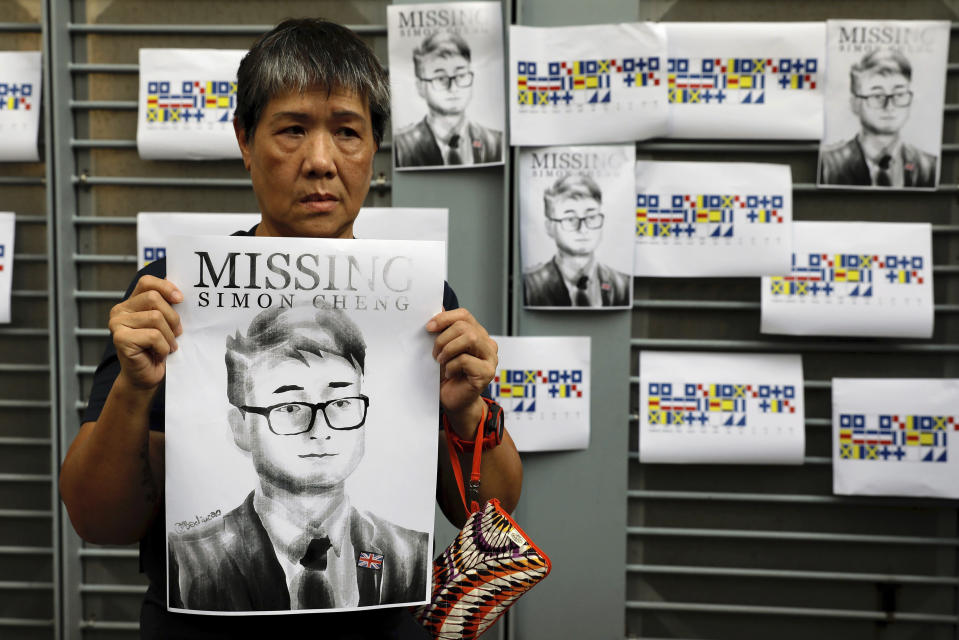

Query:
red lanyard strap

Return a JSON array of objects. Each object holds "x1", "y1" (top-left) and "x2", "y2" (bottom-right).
[{"x1": 442, "y1": 402, "x2": 486, "y2": 517}]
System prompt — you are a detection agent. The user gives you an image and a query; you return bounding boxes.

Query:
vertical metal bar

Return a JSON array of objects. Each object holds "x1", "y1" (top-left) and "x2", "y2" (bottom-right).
[
  {"x1": 41, "y1": 2, "x2": 62, "y2": 637},
  {"x1": 48, "y1": 0, "x2": 83, "y2": 636}
]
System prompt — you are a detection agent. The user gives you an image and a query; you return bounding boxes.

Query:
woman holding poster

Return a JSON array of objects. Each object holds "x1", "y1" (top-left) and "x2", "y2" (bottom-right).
[{"x1": 58, "y1": 18, "x2": 522, "y2": 639}]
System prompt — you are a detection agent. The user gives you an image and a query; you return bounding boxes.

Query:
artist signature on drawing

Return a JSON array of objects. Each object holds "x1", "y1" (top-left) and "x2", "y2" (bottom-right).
[{"x1": 174, "y1": 510, "x2": 222, "y2": 532}]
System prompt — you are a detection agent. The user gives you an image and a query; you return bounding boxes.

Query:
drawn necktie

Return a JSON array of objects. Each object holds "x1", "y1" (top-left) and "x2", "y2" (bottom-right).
[
  {"x1": 574, "y1": 275, "x2": 590, "y2": 307},
  {"x1": 296, "y1": 536, "x2": 335, "y2": 609},
  {"x1": 447, "y1": 134, "x2": 462, "y2": 165},
  {"x1": 877, "y1": 154, "x2": 893, "y2": 186}
]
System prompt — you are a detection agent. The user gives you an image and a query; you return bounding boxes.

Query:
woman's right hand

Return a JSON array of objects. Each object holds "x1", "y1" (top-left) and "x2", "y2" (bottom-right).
[{"x1": 108, "y1": 275, "x2": 183, "y2": 390}]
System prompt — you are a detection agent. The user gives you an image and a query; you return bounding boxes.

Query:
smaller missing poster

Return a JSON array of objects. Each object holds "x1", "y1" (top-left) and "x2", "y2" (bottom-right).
[
  {"x1": 0, "y1": 52, "x2": 41, "y2": 162},
  {"x1": 519, "y1": 144, "x2": 636, "y2": 310},
  {"x1": 165, "y1": 235, "x2": 444, "y2": 614},
  {"x1": 137, "y1": 49, "x2": 245, "y2": 160},
  {"x1": 388, "y1": 2, "x2": 505, "y2": 171},
  {"x1": 818, "y1": 20, "x2": 949, "y2": 190}
]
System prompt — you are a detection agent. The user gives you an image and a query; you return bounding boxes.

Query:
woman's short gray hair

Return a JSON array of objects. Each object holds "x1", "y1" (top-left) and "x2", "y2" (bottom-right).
[{"x1": 236, "y1": 18, "x2": 390, "y2": 145}]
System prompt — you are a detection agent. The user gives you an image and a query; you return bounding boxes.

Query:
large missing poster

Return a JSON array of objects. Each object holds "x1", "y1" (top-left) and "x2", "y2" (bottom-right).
[
  {"x1": 760, "y1": 222, "x2": 933, "y2": 338},
  {"x1": 0, "y1": 52, "x2": 42, "y2": 162},
  {"x1": 137, "y1": 209, "x2": 450, "y2": 269},
  {"x1": 388, "y1": 1, "x2": 505, "y2": 170},
  {"x1": 508, "y1": 23, "x2": 668, "y2": 145},
  {"x1": 165, "y1": 236, "x2": 443, "y2": 614},
  {"x1": 0, "y1": 213, "x2": 14, "y2": 323},
  {"x1": 639, "y1": 351, "x2": 805, "y2": 465},
  {"x1": 137, "y1": 49, "x2": 245, "y2": 160},
  {"x1": 833, "y1": 378, "x2": 959, "y2": 499},
  {"x1": 664, "y1": 22, "x2": 825, "y2": 139},
  {"x1": 487, "y1": 336, "x2": 590, "y2": 451},
  {"x1": 519, "y1": 144, "x2": 636, "y2": 310},
  {"x1": 634, "y1": 161, "x2": 793, "y2": 277},
  {"x1": 818, "y1": 20, "x2": 949, "y2": 190}
]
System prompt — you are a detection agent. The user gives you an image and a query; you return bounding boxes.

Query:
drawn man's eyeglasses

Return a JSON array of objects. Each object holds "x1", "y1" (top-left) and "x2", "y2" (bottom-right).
[
  {"x1": 855, "y1": 90, "x2": 914, "y2": 109},
  {"x1": 547, "y1": 213, "x2": 605, "y2": 232},
  {"x1": 240, "y1": 396, "x2": 370, "y2": 435},
  {"x1": 417, "y1": 71, "x2": 475, "y2": 90}
]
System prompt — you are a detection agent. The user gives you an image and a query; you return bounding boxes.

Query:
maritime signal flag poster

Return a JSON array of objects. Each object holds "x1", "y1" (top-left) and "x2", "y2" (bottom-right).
[
  {"x1": 833, "y1": 378, "x2": 959, "y2": 499},
  {"x1": 639, "y1": 351, "x2": 805, "y2": 465}
]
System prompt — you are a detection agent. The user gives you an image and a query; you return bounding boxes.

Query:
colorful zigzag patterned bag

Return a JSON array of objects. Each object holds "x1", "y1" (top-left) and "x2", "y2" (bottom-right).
[{"x1": 414, "y1": 406, "x2": 551, "y2": 639}]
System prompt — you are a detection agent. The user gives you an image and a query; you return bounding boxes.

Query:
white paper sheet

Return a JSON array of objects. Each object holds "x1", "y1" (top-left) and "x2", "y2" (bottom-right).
[
  {"x1": 0, "y1": 52, "x2": 42, "y2": 162},
  {"x1": 519, "y1": 144, "x2": 636, "y2": 310},
  {"x1": 388, "y1": 2, "x2": 505, "y2": 170},
  {"x1": 664, "y1": 22, "x2": 825, "y2": 139},
  {"x1": 137, "y1": 209, "x2": 449, "y2": 269},
  {"x1": 634, "y1": 161, "x2": 793, "y2": 276},
  {"x1": 0, "y1": 213, "x2": 14, "y2": 323},
  {"x1": 833, "y1": 378, "x2": 959, "y2": 499},
  {"x1": 760, "y1": 222, "x2": 933, "y2": 338},
  {"x1": 165, "y1": 236, "x2": 443, "y2": 614},
  {"x1": 137, "y1": 49, "x2": 245, "y2": 160},
  {"x1": 487, "y1": 336, "x2": 590, "y2": 451},
  {"x1": 818, "y1": 21, "x2": 949, "y2": 190},
  {"x1": 509, "y1": 23, "x2": 668, "y2": 146},
  {"x1": 639, "y1": 351, "x2": 805, "y2": 465}
]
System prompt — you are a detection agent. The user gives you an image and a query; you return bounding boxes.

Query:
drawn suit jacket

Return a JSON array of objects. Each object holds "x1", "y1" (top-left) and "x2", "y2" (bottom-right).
[
  {"x1": 168, "y1": 492, "x2": 429, "y2": 611},
  {"x1": 819, "y1": 137, "x2": 938, "y2": 187},
  {"x1": 523, "y1": 256, "x2": 631, "y2": 307},
  {"x1": 393, "y1": 117, "x2": 502, "y2": 167}
]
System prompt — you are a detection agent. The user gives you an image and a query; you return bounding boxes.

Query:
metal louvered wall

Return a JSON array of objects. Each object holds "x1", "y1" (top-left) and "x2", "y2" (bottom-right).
[
  {"x1": 622, "y1": 2, "x2": 959, "y2": 639},
  {"x1": 0, "y1": 1, "x2": 60, "y2": 638}
]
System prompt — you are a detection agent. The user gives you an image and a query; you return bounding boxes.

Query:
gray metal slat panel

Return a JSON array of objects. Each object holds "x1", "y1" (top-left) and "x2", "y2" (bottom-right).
[
  {"x1": 79, "y1": 584, "x2": 145, "y2": 594},
  {"x1": 0, "y1": 437, "x2": 51, "y2": 446},
  {"x1": 73, "y1": 216, "x2": 136, "y2": 225},
  {"x1": 73, "y1": 253, "x2": 137, "y2": 264},
  {"x1": 77, "y1": 548, "x2": 138, "y2": 559},
  {"x1": 628, "y1": 563, "x2": 959, "y2": 586},
  {"x1": 78, "y1": 620, "x2": 139, "y2": 631},
  {"x1": 0, "y1": 327, "x2": 50, "y2": 337},
  {"x1": 0, "y1": 400, "x2": 52, "y2": 409},
  {"x1": 0, "y1": 509, "x2": 52, "y2": 519},
  {"x1": 0, "y1": 363, "x2": 50, "y2": 372},
  {"x1": 625, "y1": 601, "x2": 958, "y2": 623},
  {"x1": 628, "y1": 489, "x2": 959, "y2": 508},
  {"x1": 0, "y1": 545, "x2": 53, "y2": 555},
  {"x1": 69, "y1": 100, "x2": 136, "y2": 110},
  {"x1": 11, "y1": 289, "x2": 50, "y2": 297},
  {"x1": 0, "y1": 581, "x2": 54, "y2": 590},
  {"x1": 629, "y1": 452, "x2": 832, "y2": 465},
  {"x1": 0, "y1": 473, "x2": 53, "y2": 483},
  {"x1": 0, "y1": 23, "x2": 42, "y2": 32},
  {"x1": 13, "y1": 215, "x2": 48, "y2": 224},
  {"x1": 0, "y1": 177, "x2": 45, "y2": 186},
  {"x1": 627, "y1": 526, "x2": 959, "y2": 546},
  {"x1": 631, "y1": 299, "x2": 959, "y2": 313},
  {"x1": 0, "y1": 618, "x2": 54, "y2": 628},
  {"x1": 66, "y1": 22, "x2": 386, "y2": 35},
  {"x1": 74, "y1": 290, "x2": 125, "y2": 299},
  {"x1": 630, "y1": 338, "x2": 959, "y2": 354}
]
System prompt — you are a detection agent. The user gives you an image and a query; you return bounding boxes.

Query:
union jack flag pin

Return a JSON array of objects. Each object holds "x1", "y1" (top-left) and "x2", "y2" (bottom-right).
[{"x1": 358, "y1": 552, "x2": 384, "y2": 570}]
